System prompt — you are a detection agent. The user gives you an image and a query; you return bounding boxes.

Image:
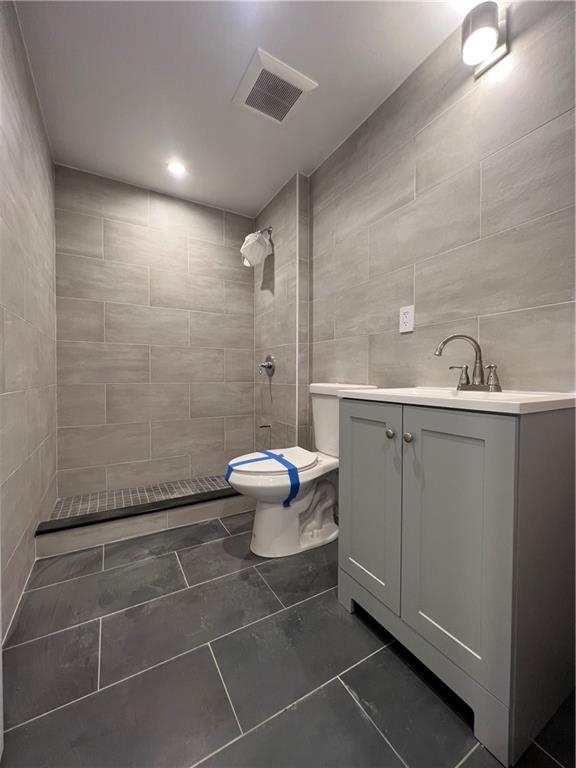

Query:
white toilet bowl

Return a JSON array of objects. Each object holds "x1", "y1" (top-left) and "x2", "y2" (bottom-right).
[
  {"x1": 227, "y1": 447, "x2": 339, "y2": 557},
  {"x1": 226, "y1": 382, "x2": 376, "y2": 557}
]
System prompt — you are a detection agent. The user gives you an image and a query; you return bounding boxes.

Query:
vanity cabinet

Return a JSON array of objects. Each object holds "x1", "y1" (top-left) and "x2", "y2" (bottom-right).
[{"x1": 339, "y1": 398, "x2": 574, "y2": 766}]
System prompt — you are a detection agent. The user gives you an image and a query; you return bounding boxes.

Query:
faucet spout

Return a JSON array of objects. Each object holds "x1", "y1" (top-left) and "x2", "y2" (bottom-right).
[{"x1": 434, "y1": 334, "x2": 484, "y2": 385}]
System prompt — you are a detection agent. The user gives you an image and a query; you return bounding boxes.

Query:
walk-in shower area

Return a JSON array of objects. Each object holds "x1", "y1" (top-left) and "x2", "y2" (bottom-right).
[
  {"x1": 52, "y1": 166, "x2": 310, "y2": 537},
  {"x1": 53, "y1": 166, "x2": 259, "y2": 528}
]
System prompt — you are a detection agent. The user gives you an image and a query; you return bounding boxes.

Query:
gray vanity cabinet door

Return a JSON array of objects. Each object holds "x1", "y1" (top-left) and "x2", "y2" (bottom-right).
[
  {"x1": 339, "y1": 400, "x2": 403, "y2": 614},
  {"x1": 401, "y1": 406, "x2": 517, "y2": 703}
]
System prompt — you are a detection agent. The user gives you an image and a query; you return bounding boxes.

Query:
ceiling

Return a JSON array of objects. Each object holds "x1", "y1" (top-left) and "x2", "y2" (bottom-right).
[{"x1": 17, "y1": 2, "x2": 465, "y2": 216}]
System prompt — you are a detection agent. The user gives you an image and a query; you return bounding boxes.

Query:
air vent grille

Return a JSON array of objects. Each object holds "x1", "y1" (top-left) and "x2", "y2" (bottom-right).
[
  {"x1": 245, "y1": 69, "x2": 303, "y2": 122},
  {"x1": 233, "y1": 49, "x2": 318, "y2": 124}
]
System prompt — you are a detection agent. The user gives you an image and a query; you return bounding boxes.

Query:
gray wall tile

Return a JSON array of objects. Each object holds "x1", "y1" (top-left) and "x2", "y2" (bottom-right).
[
  {"x1": 56, "y1": 209, "x2": 103, "y2": 259},
  {"x1": 479, "y1": 303, "x2": 575, "y2": 391},
  {"x1": 0, "y1": 220, "x2": 28, "y2": 318},
  {"x1": 189, "y1": 240, "x2": 251, "y2": 283},
  {"x1": 0, "y1": 391, "x2": 27, "y2": 484},
  {"x1": 334, "y1": 266, "x2": 413, "y2": 338},
  {"x1": 55, "y1": 166, "x2": 148, "y2": 225},
  {"x1": 57, "y1": 297, "x2": 104, "y2": 342},
  {"x1": 57, "y1": 466, "x2": 108, "y2": 497},
  {"x1": 36, "y1": 512, "x2": 167, "y2": 557},
  {"x1": 332, "y1": 142, "x2": 415, "y2": 240},
  {"x1": 150, "y1": 269, "x2": 224, "y2": 311},
  {"x1": 225, "y1": 349, "x2": 254, "y2": 382},
  {"x1": 58, "y1": 423, "x2": 149, "y2": 469},
  {"x1": 104, "y1": 219, "x2": 187, "y2": 271},
  {"x1": 311, "y1": 227, "x2": 369, "y2": 303},
  {"x1": 1, "y1": 516, "x2": 36, "y2": 636},
  {"x1": 312, "y1": 337, "x2": 369, "y2": 385},
  {"x1": 369, "y1": 318, "x2": 479, "y2": 387},
  {"x1": 225, "y1": 416, "x2": 255, "y2": 453},
  {"x1": 224, "y1": 212, "x2": 254, "y2": 248},
  {"x1": 105, "y1": 303, "x2": 189, "y2": 346},
  {"x1": 481, "y1": 109, "x2": 575, "y2": 236},
  {"x1": 369, "y1": 166, "x2": 480, "y2": 276},
  {"x1": 189, "y1": 311, "x2": 254, "y2": 349},
  {"x1": 225, "y1": 280, "x2": 254, "y2": 315},
  {"x1": 150, "y1": 347, "x2": 224, "y2": 382},
  {"x1": 190, "y1": 383, "x2": 254, "y2": 418},
  {"x1": 106, "y1": 383, "x2": 189, "y2": 423},
  {"x1": 57, "y1": 252, "x2": 148, "y2": 304},
  {"x1": 106, "y1": 456, "x2": 191, "y2": 491},
  {"x1": 415, "y1": 207, "x2": 574, "y2": 326},
  {"x1": 149, "y1": 192, "x2": 224, "y2": 243},
  {"x1": 151, "y1": 418, "x2": 224, "y2": 458},
  {"x1": 57, "y1": 385, "x2": 105, "y2": 427},
  {"x1": 26, "y1": 385, "x2": 57, "y2": 453},
  {"x1": 58, "y1": 341, "x2": 150, "y2": 384},
  {"x1": 254, "y1": 175, "x2": 308, "y2": 440},
  {"x1": 55, "y1": 167, "x2": 255, "y2": 494}
]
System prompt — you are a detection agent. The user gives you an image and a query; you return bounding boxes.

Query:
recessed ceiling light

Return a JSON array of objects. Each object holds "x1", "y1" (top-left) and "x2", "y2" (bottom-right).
[{"x1": 167, "y1": 160, "x2": 187, "y2": 177}]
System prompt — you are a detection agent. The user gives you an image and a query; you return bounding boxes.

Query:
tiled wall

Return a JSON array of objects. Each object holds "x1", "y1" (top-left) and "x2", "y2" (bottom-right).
[
  {"x1": 0, "y1": 3, "x2": 56, "y2": 633},
  {"x1": 55, "y1": 167, "x2": 255, "y2": 497},
  {"x1": 254, "y1": 174, "x2": 310, "y2": 450},
  {"x1": 310, "y1": 1, "x2": 575, "y2": 393}
]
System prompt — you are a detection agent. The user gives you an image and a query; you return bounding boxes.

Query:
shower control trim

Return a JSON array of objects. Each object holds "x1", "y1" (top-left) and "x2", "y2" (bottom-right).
[{"x1": 258, "y1": 354, "x2": 276, "y2": 378}]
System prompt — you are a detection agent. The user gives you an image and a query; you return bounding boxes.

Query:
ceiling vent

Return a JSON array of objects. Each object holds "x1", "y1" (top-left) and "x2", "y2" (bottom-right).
[{"x1": 233, "y1": 48, "x2": 318, "y2": 124}]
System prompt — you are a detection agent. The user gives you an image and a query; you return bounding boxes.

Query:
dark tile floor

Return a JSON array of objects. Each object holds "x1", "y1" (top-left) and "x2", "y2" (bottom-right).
[{"x1": 2, "y1": 511, "x2": 573, "y2": 768}]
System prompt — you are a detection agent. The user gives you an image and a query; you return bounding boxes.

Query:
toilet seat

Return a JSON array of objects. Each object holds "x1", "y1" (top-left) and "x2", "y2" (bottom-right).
[{"x1": 228, "y1": 447, "x2": 318, "y2": 476}]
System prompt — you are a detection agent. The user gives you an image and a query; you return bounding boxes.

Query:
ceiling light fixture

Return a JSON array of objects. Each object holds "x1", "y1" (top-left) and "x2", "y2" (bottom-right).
[
  {"x1": 167, "y1": 160, "x2": 187, "y2": 177},
  {"x1": 461, "y1": 1, "x2": 509, "y2": 77}
]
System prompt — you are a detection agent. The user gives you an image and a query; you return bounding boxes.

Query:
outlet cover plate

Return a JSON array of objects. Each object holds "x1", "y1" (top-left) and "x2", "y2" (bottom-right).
[{"x1": 399, "y1": 305, "x2": 415, "y2": 333}]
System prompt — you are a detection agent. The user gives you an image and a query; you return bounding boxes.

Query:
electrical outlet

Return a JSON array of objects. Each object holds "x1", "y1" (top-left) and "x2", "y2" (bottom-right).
[{"x1": 399, "y1": 305, "x2": 415, "y2": 333}]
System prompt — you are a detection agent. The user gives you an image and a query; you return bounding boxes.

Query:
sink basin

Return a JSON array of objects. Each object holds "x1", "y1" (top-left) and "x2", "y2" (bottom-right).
[{"x1": 338, "y1": 387, "x2": 576, "y2": 414}]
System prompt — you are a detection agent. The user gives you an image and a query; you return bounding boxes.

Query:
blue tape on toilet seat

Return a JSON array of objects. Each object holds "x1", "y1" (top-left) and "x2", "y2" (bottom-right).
[{"x1": 225, "y1": 450, "x2": 300, "y2": 508}]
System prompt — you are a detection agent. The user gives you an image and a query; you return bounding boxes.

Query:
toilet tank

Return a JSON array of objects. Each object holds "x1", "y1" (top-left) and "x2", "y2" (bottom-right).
[{"x1": 310, "y1": 383, "x2": 376, "y2": 458}]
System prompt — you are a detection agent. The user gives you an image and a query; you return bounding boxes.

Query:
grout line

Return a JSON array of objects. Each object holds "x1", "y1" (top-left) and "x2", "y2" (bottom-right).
[
  {"x1": 218, "y1": 517, "x2": 232, "y2": 536},
  {"x1": 452, "y1": 742, "x2": 480, "y2": 768},
  {"x1": 337, "y1": 676, "x2": 410, "y2": 768},
  {"x1": 532, "y1": 741, "x2": 567, "y2": 768},
  {"x1": 190, "y1": 643, "x2": 390, "y2": 768},
  {"x1": 208, "y1": 644, "x2": 243, "y2": 735},
  {"x1": 477, "y1": 299, "x2": 575, "y2": 321},
  {"x1": 175, "y1": 552, "x2": 190, "y2": 588},
  {"x1": 97, "y1": 618, "x2": 103, "y2": 690},
  {"x1": 252, "y1": 566, "x2": 285, "y2": 608},
  {"x1": 414, "y1": 203, "x2": 574, "y2": 269},
  {"x1": 4, "y1": 586, "x2": 342, "y2": 734}
]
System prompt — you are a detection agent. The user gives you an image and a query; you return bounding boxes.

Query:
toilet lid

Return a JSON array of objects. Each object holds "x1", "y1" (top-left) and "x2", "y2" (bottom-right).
[{"x1": 228, "y1": 447, "x2": 318, "y2": 475}]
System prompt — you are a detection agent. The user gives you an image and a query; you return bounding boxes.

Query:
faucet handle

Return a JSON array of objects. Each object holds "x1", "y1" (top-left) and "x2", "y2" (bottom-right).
[
  {"x1": 484, "y1": 363, "x2": 502, "y2": 392},
  {"x1": 449, "y1": 364, "x2": 470, "y2": 387}
]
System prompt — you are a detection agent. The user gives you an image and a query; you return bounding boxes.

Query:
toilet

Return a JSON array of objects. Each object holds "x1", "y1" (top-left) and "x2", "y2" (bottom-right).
[{"x1": 226, "y1": 383, "x2": 376, "y2": 557}]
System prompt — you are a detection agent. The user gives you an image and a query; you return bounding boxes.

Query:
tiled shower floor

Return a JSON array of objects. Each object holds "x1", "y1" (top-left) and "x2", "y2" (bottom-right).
[
  {"x1": 3, "y1": 512, "x2": 574, "y2": 768},
  {"x1": 51, "y1": 475, "x2": 231, "y2": 519}
]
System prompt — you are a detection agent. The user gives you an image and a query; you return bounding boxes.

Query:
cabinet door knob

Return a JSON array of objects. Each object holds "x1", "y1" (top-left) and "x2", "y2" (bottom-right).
[
  {"x1": 403, "y1": 432, "x2": 414, "y2": 443},
  {"x1": 385, "y1": 428, "x2": 395, "y2": 439}
]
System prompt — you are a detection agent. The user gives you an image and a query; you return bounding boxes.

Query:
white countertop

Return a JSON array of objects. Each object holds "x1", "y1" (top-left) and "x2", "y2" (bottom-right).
[{"x1": 338, "y1": 387, "x2": 576, "y2": 415}]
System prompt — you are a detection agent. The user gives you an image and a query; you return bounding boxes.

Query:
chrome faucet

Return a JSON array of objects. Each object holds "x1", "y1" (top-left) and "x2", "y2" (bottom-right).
[{"x1": 434, "y1": 334, "x2": 502, "y2": 392}]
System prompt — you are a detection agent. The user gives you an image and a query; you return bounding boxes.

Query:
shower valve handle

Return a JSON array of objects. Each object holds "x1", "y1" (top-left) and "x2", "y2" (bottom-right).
[{"x1": 258, "y1": 355, "x2": 276, "y2": 378}]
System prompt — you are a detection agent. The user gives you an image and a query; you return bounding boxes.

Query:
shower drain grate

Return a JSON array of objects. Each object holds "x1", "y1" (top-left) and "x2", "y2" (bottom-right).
[{"x1": 51, "y1": 476, "x2": 231, "y2": 520}]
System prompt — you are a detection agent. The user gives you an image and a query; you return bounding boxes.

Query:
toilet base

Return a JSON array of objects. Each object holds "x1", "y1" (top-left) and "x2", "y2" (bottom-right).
[{"x1": 250, "y1": 480, "x2": 338, "y2": 558}]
